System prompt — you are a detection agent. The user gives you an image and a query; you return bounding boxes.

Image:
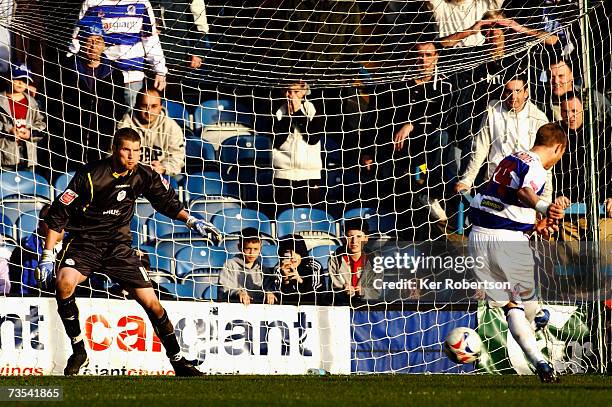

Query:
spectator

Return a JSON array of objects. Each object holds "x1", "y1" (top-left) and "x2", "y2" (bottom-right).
[
  {"x1": 151, "y1": 0, "x2": 207, "y2": 93},
  {"x1": 116, "y1": 88, "x2": 185, "y2": 177},
  {"x1": 271, "y1": 81, "x2": 324, "y2": 213},
  {"x1": 449, "y1": 10, "x2": 558, "y2": 142},
  {"x1": 8, "y1": 204, "x2": 61, "y2": 294},
  {"x1": 553, "y1": 94, "x2": 612, "y2": 222},
  {"x1": 428, "y1": 0, "x2": 504, "y2": 48},
  {"x1": 454, "y1": 75, "x2": 551, "y2": 200},
  {"x1": 0, "y1": 236, "x2": 11, "y2": 295},
  {"x1": 48, "y1": 18, "x2": 127, "y2": 172},
  {"x1": 329, "y1": 218, "x2": 379, "y2": 304},
  {"x1": 544, "y1": 59, "x2": 611, "y2": 122},
  {"x1": 69, "y1": 0, "x2": 168, "y2": 107},
  {"x1": 364, "y1": 42, "x2": 453, "y2": 223},
  {"x1": 274, "y1": 234, "x2": 322, "y2": 304},
  {"x1": 218, "y1": 227, "x2": 277, "y2": 305},
  {"x1": 0, "y1": 64, "x2": 46, "y2": 170}
]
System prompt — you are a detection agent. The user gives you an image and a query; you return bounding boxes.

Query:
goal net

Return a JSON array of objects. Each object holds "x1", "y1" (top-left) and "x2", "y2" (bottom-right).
[{"x1": 0, "y1": 0, "x2": 610, "y2": 375}]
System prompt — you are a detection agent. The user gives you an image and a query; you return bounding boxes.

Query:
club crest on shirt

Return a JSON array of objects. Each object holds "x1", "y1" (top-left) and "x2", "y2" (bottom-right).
[
  {"x1": 59, "y1": 189, "x2": 78, "y2": 205},
  {"x1": 127, "y1": 5, "x2": 137, "y2": 15},
  {"x1": 160, "y1": 174, "x2": 170, "y2": 190},
  {"x1": 117, "y1": 190, "x2": 127, "y2": 202}
]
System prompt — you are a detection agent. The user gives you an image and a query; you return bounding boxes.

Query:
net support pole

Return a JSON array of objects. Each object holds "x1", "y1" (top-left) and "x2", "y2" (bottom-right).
[{"x1": 578, "y1": 0, "x2": 604, "y2": 374}]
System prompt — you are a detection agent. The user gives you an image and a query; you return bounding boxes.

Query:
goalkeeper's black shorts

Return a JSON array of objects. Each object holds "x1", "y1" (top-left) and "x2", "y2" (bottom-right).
[{"x1": 57, "y1": 237, "x2": 152, "y2": 289}]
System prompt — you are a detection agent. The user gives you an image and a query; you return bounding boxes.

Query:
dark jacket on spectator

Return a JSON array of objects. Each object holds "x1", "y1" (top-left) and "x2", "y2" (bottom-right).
[
  {"x1": 48, "y1": 55, "x2": 127, "y2": 171},
  {"x1": 553, "y1": 121, "x2": 611, "y2": 204},
  {"x1": 274, "y1": 235, "x2": 323, "y2": 303}
]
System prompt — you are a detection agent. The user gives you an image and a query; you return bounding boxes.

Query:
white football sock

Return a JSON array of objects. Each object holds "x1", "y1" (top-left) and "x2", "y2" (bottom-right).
[{"x1": 507, "y1": 307, "x2": 545, "y2": 366}]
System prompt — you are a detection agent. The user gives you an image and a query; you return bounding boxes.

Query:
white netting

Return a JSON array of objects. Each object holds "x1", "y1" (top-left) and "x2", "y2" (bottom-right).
[{"x1": 0, "y1": 0, "x2": 610, "y2": 375}]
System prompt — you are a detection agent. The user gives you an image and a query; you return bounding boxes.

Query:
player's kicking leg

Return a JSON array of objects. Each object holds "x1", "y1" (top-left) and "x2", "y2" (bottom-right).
[
  {"x1": 129, "y1": 286, "x2": 204, "y2": 377},
  {"x1": 55, "y1": 267, "x2": 90, "y2": 375},
  {"x1": 504, "y1": 298, "x2": 558, "y2": 383}
]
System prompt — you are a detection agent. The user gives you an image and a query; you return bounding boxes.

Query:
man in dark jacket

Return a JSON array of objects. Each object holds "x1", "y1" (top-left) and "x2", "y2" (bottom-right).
[
  {"x1": 48, "y1": 18, "x2": 127, "y2": 172},
  {"x1": 36, "y1": 128, "x2": 218, "y2": 376}
]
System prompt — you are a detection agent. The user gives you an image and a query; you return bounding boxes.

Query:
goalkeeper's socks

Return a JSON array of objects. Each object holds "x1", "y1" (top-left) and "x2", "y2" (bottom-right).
[
  {"x1": 57, "y1": 294, "x2": 83, "y2": 345},
  {"x1": 506, "y1": 307, "x2": 545, "y2": 366},
  {"x1": 149, "y1": 309, "x2": 181, "y2": 358}
]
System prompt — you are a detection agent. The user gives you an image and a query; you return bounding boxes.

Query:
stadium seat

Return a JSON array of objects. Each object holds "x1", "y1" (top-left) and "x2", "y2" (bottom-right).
[
  {"x1": 1, "y1": 214, "x2": 14, "y2": 240},
  {"x1": 182, "y1": 171, "x2": 240, "y2": 204},
  {"x1": 276, "y1": 207, "x2": 337, "y2": 238},
  {"x1": 185, "y1": 135, "x2": 217, "y2": 173},
  {"x1": 145, "y1": 212, "x2": 197, "y2": 243},
  {"x1": 202, "y1": 284, "x2": 218, "y2": 300},
  {"x1": 194, "y1": 99, "x2": 253, "y2": 129},
  {"x1": 0, "y1": 171, "x2": 51, "y2": 200},
  {"x1": 308, "y1": 244, "x2": 339, "y2": 271},
  {"x1": 210, "y1": 208, "x2": 273, "y2": 238},
  {"x1": 175, "y1": 246, "x2": 228, "y2": 278},
  {"x1": 260, "y1": 243, "x2": 279, "y2": 268},
  {"x1": 189, "y1": 200, "x2": 242, "y2": 222},
  {"x1": 162, "y1": 99, "x2": 191, "y2": 129},
  {"x1": 343, "y1": 207, "x2": 397, "y2": 237},
  {"x1": 219, "y1": 133, "x2": 272, "y2": 167},
  {"x1": 16, "y1": 210, "x2": 40, "y2": 241},
  {"x1": 1, "y1": 201, "x2": 48, "y2": 226},
  {"x1": 53, "y1": 171, "x2": 75, "y2": 196}
]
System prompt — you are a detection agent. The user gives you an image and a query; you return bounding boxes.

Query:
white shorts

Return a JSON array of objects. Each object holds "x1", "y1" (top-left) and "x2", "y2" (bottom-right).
[{"x1": 468, "y1": 226, "x2": 536, "y2": 307}]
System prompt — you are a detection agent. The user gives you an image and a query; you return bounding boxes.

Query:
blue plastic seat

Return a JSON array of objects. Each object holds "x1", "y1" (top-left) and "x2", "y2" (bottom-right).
[
  {"x1": 182, "y1": 172, "x2": 240, "y2": 203},
  {"x1": 189, "y1": 201, "x2": 242, "y2": 222},
  {"x1": 219, "y1": 134, "x2": 272, "y2": 166},
  {"x1": 202, "y1": 284, "x2": 218, "y2": 300},
  {"x1": 343, "y1": 207, "x2": 397, "y2": 236},
  {"x1": 186, "y1": 136, "x2": 216, "y2": 161},
  {"x1": 145, "y1": 212, "x2": 195, "y2": 243},
  {"x1": 194, "y1": 99, "x2": 253, "y2": 129},
  {"x1": 53, "y1": 172, "x2": 75, "y2": 197},
  {"x1": 1, "y1": 201, "x2": 48, "y2": 225},
  {"x1": 308, "y1": 244, "x2": 339, "y2": 271},
  {"x1": 1, "y1": 214, "x2": 14, "y2": 240},
  {"x1": 211, "y1": 208, "x2": 273, "y2": 238},
  {"x1": 16, "y1": 210, "x2": 40, "y2": 241},
  {"x1": 162, "y1": 99, "x2": 190, "y2": 129},
  {"x1": 0, "y1": 171, "x2": 50, "y2": 200},
  {"x1": 276, "y1": 207, "x2": 337, "y2": 238},
  {"x1": 260, "y1": 244, "x2": 279, "y2": 268},
  {"x1": 175, "y1": 245, "x2": 228, "y2": 278}
]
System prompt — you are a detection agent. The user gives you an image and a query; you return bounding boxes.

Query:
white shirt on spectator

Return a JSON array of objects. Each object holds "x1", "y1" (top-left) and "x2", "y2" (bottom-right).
[
  {"x1": 459, "y1": 99, "x2": 552, "y2": 200},
  {"x1": 429, "y1": 0, "x2": 504, "y2": 47}
]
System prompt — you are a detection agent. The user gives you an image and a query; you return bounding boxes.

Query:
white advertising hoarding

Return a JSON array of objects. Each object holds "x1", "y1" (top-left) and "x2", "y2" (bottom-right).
[{"x1": 0, "y1": 298, "x2": 351, "y2": 375}]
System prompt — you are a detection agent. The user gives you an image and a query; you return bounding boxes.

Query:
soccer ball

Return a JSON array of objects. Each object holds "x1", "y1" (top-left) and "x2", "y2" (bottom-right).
[{"x1": 444, "y1": 327, "x2": 482, "y2": 364}]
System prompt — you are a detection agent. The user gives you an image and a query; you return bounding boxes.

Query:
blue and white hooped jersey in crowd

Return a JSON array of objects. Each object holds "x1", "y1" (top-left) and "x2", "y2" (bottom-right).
[
  {"x1": 70, "y1": 0, "x2": 167, "y2": 80},
  {"x1": 470, "y1": 151, "x2": 547, "y2": 232}
]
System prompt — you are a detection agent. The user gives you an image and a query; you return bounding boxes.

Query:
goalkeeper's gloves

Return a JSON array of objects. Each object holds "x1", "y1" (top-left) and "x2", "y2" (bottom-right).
[
  {"x1": 35, "y1": 249, "x2": 55, "y2": 290},
  {"x1": 186, "y1": 216, "x2": 222, "y2": 244}
]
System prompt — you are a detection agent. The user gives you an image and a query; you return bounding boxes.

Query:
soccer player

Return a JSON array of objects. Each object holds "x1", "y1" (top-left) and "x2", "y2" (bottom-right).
[
  {"x1": 35, "y1": 128, "x2": 219, "y2": 376},
  {"x1": 462, "y1": 122, "x2": 568, "y2": 383}
]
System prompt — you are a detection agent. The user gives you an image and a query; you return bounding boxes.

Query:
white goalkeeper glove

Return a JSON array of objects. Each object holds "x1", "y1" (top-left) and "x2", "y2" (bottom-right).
[
  {"x1": 35, "y1": 249, "x2": 55, "y2": 291},
  {"x1": 186, "y1": 216, "x2": 222, "y2": 244}
]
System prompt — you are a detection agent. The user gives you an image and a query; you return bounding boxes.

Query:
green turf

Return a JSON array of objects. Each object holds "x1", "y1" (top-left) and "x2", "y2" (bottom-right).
[{"x1": 1, "y1": 375, "x2": 610, "y2": 407}]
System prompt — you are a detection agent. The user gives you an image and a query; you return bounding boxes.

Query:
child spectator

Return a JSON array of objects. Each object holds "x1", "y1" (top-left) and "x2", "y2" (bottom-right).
[
  {"x1": 274, "y1": 234, "x2": 322, "y2": 304},
  {"x1": 0, "y1": 64, "x2": 46, "y2": 170},
  {"x1": 329, "y1": 218, "x2": 379, "y2": 304},
  {"x1": 0, "y1": 236, "x2": 11, "y2": 295},
  {"x1": 218, "y1": 227, "x2": 277, "y2": 305}
]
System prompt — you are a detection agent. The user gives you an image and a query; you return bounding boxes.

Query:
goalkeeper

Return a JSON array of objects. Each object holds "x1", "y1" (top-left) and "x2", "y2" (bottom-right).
[{"x1": 36, "y1": 128, "x2": 219, "y2": 376}]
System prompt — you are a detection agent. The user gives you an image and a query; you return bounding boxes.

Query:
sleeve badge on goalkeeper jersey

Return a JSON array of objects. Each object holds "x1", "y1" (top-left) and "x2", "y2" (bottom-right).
[
  {"x1": 59, "y1": 189, "x2": 78, "y2": 205},
  {"x1": 160, "y1": 174, "x2": 170, "y2": 190}
]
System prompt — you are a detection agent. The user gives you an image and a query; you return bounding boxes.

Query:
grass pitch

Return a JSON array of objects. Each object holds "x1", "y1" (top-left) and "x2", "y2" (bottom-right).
[{"x1": 1, "y1": 375, "x2": 610, "y2": 406}]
